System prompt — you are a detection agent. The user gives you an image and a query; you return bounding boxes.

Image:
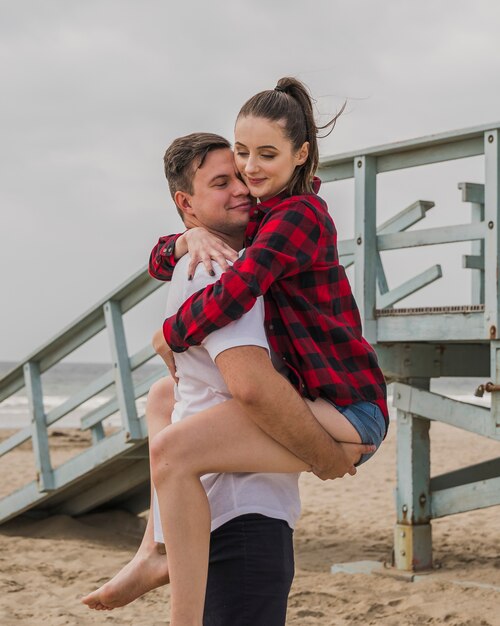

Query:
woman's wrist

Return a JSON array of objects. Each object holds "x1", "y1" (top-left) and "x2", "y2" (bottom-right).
[{"x1": 173, "y1": 231, "x2": 189, "y2": 260}]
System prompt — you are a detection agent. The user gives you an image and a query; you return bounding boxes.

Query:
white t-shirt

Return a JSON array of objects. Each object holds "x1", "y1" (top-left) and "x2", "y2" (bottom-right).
[{"x1": 153, "y1": 254, "x2": 301, "y2": 541}]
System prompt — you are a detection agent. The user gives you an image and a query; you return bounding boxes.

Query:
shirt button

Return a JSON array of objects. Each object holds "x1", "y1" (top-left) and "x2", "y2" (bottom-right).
[
  {"x1": 268, "y1": 324, "x2": 274, "y2": 331},
  {"x1": 282, "y1": 356, "x2": 287, "y2": 361},
  {"x1": 165, "y1": 245, "x2": 173, "y2": 255}
]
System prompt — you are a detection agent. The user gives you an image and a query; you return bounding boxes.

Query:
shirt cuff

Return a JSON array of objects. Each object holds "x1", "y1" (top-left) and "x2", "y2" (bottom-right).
[{"x1": 161, "y1": 233, "x2": 184, "y2": 265}]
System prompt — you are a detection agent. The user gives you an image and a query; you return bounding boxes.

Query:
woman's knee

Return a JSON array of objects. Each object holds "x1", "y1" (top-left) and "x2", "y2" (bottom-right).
[
  {"x1": 146, "y1": 377, "x2": 174, "y2": 421},
  {"x1": 150, "y1": 425, "x2": 195, "y2": 484}
]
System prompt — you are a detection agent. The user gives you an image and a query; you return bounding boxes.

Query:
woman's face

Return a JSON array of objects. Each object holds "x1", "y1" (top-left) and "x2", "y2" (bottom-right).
[{"x1": 234, "y1": 115, "x2": 308, "y2": 201}]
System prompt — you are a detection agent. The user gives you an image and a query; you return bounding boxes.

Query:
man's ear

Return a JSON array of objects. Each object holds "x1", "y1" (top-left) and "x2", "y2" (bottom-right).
[
  {"x1": 296, "y1": 141, "x2": 309, "y2": 166},
  {"x1": 174, "y1": 190, "x2": 195, "y2": 217}
]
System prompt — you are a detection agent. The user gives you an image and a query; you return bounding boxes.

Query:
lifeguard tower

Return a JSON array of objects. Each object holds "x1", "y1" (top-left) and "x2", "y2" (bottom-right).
[{"x1": 319, "y1": 122, "x2": 500, "y2": 570}]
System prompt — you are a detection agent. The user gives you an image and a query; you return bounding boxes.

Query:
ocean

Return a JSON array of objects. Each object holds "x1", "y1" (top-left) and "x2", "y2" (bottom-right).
[
  {"x1": 0, "y1": 360, "x2": 165, "y2": 430},
  {"x1": 0, "y1": 361, "x2": 491, "y2": 431}
]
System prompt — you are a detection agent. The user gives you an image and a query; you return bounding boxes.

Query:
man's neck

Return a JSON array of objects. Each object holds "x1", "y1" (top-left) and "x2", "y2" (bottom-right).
[{"x1": 206, "y1": 228, "x2": 245, "y2": 253}]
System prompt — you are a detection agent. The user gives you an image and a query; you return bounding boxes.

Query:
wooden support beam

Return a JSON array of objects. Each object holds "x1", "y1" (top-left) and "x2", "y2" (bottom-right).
[
  {"x1": 118, "y1": 487, "x2": 152, "y2": 515},
  {"x1": 45, "y1": 369, "x2": 115, "y2": 426},
  {"x1": 378, "y1": 265, "x2": 442, "y2": 309},
  {"x1": 0, "y1": 426, "x2": 146, "y2": 524},
  {"x1": 91, "y1": 423, "x2": 105, "y2": 445},
  {"x1": 431, "y1": 476, "x2": 500, "y2": 518},
  {"x1": 377, "y1": 222, "x2": 485, "y2": 251},
  {"x1": 393, "y1": 383, "x2": 497, "y2": 439},
  {"x1": 462, "y1": 254, "x2": 484, "y2": 271},
  {"x1": 341, "y1": 199, "x2": 435, "y2": 269},
  {"x1": 23, "y1": 362, "x2": 54, "y2": 492},
  {"x1": 341, "y1": 222, "x2": 484, "y2": 256},
  {"x1": 394, "y1": 378, "x2": 432, "y2": 571},
  {"x1": 376, "y1": 343, "x2": 490, "y2": 380},
  {"x1": 0, "y1": 426, "x2": 32, "y2": 458},
  {"x1": 377, "y1": 311, "x2": 486, "y2": 342},
  {"x1": 490, "y1": 341, "x2": 500, "y2": 436},
  {"x1": 431, "y1": 457, "x2": 500, "y2": 491},
  {"x1": 56, "y1": 459, "x2": 150, "y2": 516},
  {"x1": 104, "y1": 300, "x2": 142, "y2": 442},
  {"x1": 458, "y1": 181, "x2": 485, "y2": 305},
  {"x1": 320, "y1": 126, "x2": 489, "y2": 182},
  {"x1": 458, "y1": 182, "x2": 484, "y2": 205},
  {"x1": 80, "y1": 370, "x2": 162, "y2": 431},
  {"x1": 354, "y1": 155, "x2": 377, "y2": 342}
]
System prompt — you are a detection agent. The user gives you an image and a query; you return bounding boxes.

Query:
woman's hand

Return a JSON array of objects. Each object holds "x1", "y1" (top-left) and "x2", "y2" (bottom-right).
[
  {"x1": 182, "y1": 227, "x2": 238, "y2": 279},
  {"x1": 152, "y1": 328, "x2": 178, "y2": 383}
]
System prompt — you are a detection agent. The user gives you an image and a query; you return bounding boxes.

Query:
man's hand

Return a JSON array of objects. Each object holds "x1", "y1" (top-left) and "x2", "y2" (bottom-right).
[
  {"x1": 181, "y1": 227, "x2": 238, "y2": 278},
  {"x1": 311, "y1": 440, "x2": 376, "y2": 480},
  {"x1": 152, "y1": 328, "x2": 178, "y2": 383}
]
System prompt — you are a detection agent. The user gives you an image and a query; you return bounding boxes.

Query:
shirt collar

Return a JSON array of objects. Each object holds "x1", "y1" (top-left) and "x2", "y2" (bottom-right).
[{"x1": 255, "y1": 177, "x2": 322, "y2": 213}]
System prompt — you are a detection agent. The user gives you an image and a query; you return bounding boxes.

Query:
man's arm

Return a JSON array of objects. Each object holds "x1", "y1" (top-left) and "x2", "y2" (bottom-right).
[{"x1": 214, "y1": 345, "x2": 373, "y2": 479}]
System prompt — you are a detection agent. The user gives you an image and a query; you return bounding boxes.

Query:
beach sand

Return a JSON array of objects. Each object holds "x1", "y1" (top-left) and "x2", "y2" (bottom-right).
[{"x1": 0, "y1": 421, "x2": 499, "y2": 625}]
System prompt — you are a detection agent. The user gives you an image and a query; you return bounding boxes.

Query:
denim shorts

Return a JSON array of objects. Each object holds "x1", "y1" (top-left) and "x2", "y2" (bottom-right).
[{"x1": 327, "y1": 399, "x2": 387, "y2": 466}]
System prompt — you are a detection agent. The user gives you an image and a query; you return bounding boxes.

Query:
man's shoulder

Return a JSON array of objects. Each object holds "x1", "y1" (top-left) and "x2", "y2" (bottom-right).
[{"x1": 171, "y1": 255, "x2": 223, "y2": 297}]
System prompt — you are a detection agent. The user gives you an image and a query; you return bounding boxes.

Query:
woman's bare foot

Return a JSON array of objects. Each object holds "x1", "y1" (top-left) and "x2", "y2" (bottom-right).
[{"x1": 81, "y1": 542, "x2": 169, "y2": 610}]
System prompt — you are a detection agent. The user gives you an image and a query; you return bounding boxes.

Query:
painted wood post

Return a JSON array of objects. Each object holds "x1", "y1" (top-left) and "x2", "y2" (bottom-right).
[
  {"x1": 104, "y1": 300, "x2": 143, "y2": 442},
  {"x1": 91, "y1": 423, "x2": 105, "y2": 445},
  {"x1": 470, "y1": 201, "x2": 485, "y2": 305},
  {"x1": 484, "y1": 130, "x2": 500, "y2": 338},
  {"x1": 23, "y1": 362, "x2": 54, "y2": 492},
  {"x1": 354, "y1": 155, "x2": 377, "y2": 342},
  {"x1": 460, "y1": 183, "x2": 485, "y2": 305},
  {"x1": 484, "y1": 131, "x2": 500, "y2": 436},
  {"x1": 394, "y1": 377, "x2": 432, "y2": 571},
  {"x1": 490, "y1": 341, "x2": 500, "y2": 438}
]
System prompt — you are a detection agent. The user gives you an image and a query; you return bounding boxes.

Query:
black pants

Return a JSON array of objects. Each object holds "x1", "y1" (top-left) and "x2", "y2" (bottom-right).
[{"x1": 203, "y1": 514, "x2": 295, "y2": 626}]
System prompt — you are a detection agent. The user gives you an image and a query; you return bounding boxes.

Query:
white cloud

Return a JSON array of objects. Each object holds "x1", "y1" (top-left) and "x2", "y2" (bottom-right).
[{"x1": 1, "y1": 0, "x2": 500, "y2": 359}]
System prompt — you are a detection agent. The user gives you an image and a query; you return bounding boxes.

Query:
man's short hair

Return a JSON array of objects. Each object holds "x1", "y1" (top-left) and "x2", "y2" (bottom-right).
[{"x1": 164, "y1": 133, "x2": 231, "y2": 220}]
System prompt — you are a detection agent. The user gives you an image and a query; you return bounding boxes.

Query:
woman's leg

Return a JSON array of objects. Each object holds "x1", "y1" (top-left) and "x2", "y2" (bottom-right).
[
  {"x1": 82, "y1": 376, "x2": 175, "y2": 610},
  {"x1": 150, "y1": 395, "x2": 358, "y2": 626}
]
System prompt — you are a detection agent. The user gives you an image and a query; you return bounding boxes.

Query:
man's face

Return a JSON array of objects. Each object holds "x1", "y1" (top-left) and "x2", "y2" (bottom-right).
[{"x1": 187, "y1": 148, "x2": 252, "y2": 236}]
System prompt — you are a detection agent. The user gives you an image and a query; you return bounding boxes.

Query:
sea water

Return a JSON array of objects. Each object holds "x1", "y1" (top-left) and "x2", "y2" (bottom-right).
[{"x1": 0, "y1": 361, "x2": 164, "y2": 429}]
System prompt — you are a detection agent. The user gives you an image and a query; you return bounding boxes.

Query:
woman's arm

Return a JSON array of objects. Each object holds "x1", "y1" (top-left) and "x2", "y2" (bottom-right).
[
  {"x1": 149, "y1": 233, "x2": 182, "y2": 281},
  {"x1": 149, "y1": 229, "x2": 239, "y2": 282},
  {"x1": 163, "y1": 200, "x2": 321, "y2": 351}
]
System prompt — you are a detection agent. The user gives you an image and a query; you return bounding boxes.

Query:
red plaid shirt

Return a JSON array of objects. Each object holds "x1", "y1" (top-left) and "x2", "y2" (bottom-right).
[{"x1": 149, "y1": 182, "x2": 388, "y2": 423}]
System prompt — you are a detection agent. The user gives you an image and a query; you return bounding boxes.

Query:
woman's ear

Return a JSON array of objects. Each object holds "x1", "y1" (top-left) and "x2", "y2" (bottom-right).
[{"x1": 296, "y1": 141, "x2": 309, "y2": 166}]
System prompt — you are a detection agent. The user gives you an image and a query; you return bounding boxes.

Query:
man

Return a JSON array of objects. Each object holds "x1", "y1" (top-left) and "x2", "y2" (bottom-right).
[{"x1": 83, "y1": 133, "x2": 371, "y2": 624}]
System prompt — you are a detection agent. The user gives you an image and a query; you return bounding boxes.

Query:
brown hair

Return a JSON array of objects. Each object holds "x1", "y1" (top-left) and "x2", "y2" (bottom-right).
[
  {"x1": 163, "y1": 132, "x2": 231, "y2": 219},
  {"x1": 237, "y1": 77, "x2": 344, "y2": 196}
]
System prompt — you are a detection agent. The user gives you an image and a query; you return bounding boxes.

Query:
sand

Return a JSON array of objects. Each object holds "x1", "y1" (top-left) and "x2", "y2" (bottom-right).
[{"x1": 0, "y1": 421, "x2": 499, "y2": 625}]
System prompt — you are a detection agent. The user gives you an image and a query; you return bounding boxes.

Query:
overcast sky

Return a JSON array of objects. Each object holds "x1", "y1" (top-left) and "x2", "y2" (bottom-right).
[{"x1": 1, "y1": 1, "x2": 500, "y2": 363}]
